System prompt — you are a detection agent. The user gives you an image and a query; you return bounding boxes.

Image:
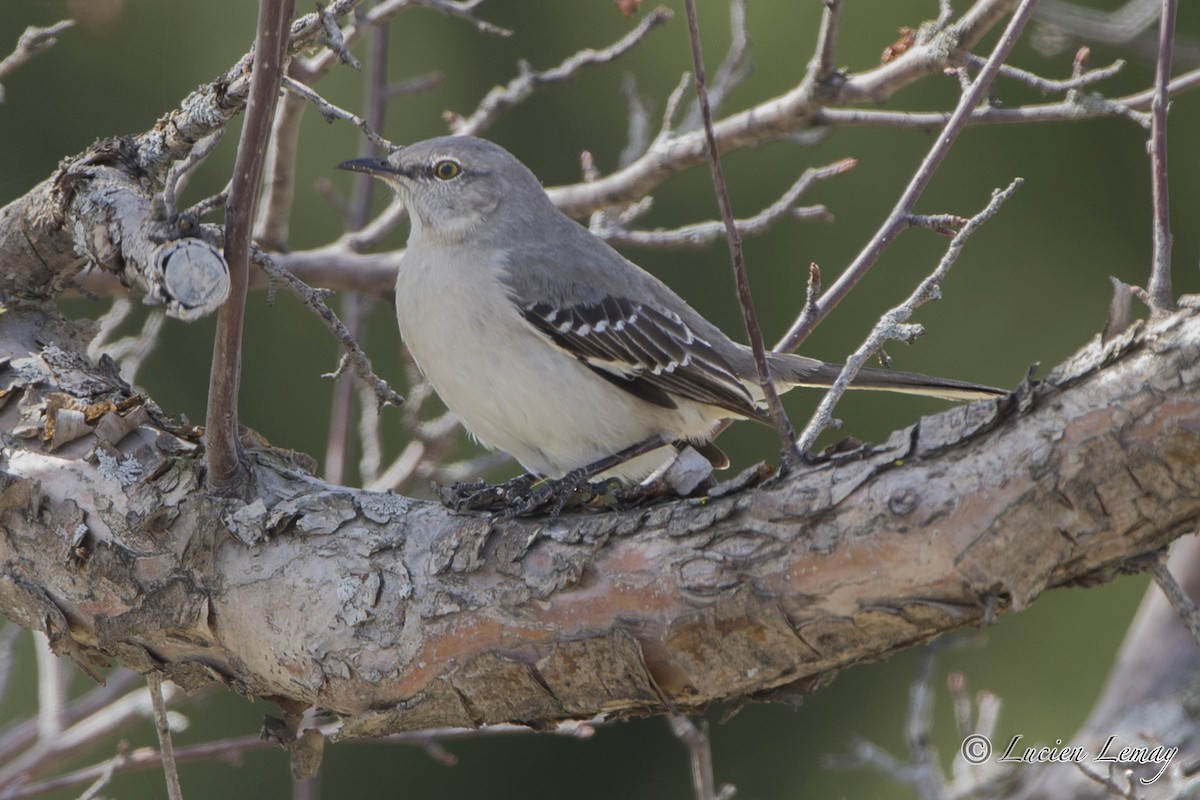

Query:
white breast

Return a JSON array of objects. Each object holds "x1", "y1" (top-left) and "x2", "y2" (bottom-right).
[{"x1": 393, "y1": 244, "x2": 718, "y2": 478}]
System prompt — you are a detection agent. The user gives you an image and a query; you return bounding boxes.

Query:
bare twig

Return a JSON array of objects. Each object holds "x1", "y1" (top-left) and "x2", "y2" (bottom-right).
[
  {"x1": 75, "y1": 742, "x2": 128, "y2": 800},
  {"x1": 0, "y1": 21, "x2": 74, "y2": 101},
  {"x1": 796, "y1": 179, "x2": 1021, "y2": 452},
  {"x1": 595, "y1": 159, "x2": 852, "y2": 248},
  {"x1": 206, "y1": 0, "x2": 297, "y2": 493},
  {"x1": 904, "y1": 650, "x2": 947, "y2": 800},
  {"x1": 777, "y1": 0, "x2": 1040, "y2": 353},
  {"x1": 158, "y1": 130, "x2": 226, "y2": 226},
  {"x1": 0, "y1": 670, "x2": 141, "y2": 766},
  {"x1": 1, "y1": 736, "x2": 269, "y2": 800},
  {"x1": 1147, "y1": 0, "x2": 1176, "y2": 312},
  {"x1": 449, "y1": 6, "x2": 672, "y2": 136},
  {"x1": 683, "y1": 0, "x2": 799, "y2": 465},
  {"x1": 667, "y1": 716, "x2": 735, "y2": 800},
  {"x1": 964, "y1": 51, "x2": 1126, "y2": 94},
  {"x1": 826, "y1": 638, "x2": 1003, "y2": 799},
  {"x1": 147, "y1": 673, "x2": 184, "y2": 800},
  {"x1": 316, "y1": 1, "x2": 360, "y2": 69},
  {"x1": 282, "y1": 76, "x2": 392, "y2": 150},
  {"x1": 0, "y1": 681, "x2": 183, "y2": 792},
  {"x1": 254, "y1": 250, "x2": 404, "y2": 409},
  {"x1": 1149, "y1": 555, "x2": 1200, "y2": 647},
  {"x1": 1074, "y1": 760, "x2": 1143, "y2": 799},
  {"x1": 802, "y1": 0, "x2": 843, "y2": 89},
  {"x1": 679, "y1": 0, "x2": 752, "y2": 132}
]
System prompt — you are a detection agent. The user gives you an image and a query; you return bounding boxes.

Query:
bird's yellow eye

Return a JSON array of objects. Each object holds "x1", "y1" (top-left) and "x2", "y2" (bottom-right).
[{"x1": 433, "y1": 159, "x2": 461, "y2": 180}]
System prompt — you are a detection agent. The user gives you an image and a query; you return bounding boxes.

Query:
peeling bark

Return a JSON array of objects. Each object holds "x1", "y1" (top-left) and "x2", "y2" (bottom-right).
[{"x1": 0, "y1": 294, "x2": 1196, "y2": 737}]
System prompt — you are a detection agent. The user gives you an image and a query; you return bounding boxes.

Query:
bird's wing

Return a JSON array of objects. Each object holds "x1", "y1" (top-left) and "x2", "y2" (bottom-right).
[{"x1": 515, "y1": 293, "x2": 770, "y2": 422}]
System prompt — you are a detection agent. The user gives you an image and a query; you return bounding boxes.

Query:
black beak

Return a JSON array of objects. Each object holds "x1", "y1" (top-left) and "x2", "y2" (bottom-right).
[{"x1": 336, "y1": 156, "x2": 400, "y2": 177}]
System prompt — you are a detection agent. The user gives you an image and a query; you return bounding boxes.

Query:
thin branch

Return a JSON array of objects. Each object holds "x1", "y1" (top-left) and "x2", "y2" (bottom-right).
[
  {"x1": 1074, "y1": 760, "x2": 1143, "y2": 800},
  {"x1": 448, "y1": 5, "x2": 672, "y2": 136},
  {"x1": 679, "y1": 0, "x2": 752, "y2": 132},
  {"x1": 206, "y1": 0, "x2": 297, "y2": 493},
  {"x1": 0, "y1": 682, "x2": 183, "y2": 792},
  {"x1": 964, "y1": 51, "x2": 1126, "y2": 93},
  {"x1": 0, "y1": 670, "x2": 141, "y2": 766},
  {"x1": 282, "y1": 76, "x2": 392, "y2": 150},
  {"x1": 2, "y1": 736, "x2": 272, "y2": 800},
  {"x1": 795, "y1": 179, "x2": 1021, "y2": 453},
  {"x1": 147, "y1": 673, "x2": 184, "y2": 800},
  {"x1": 254, "y1": 250, "x2": 404, "y2": 409},
  {"x1": 904, "y1": 650, "x2": 948, "y2": 800},
  {"x1": 0, "y1": 21, "x2": 75, "y2": 101},
  {"x1": 75, "y1": 742, "x2": 127, "y2": 800},
  {"x1": 1149, "y1": 556, "x2": 1200, "y2": 647},
  {"x1": 667, "y1": 716, "x2": 734, "y2": 800},
  {"x1": 594, "y1": 158, "x2": 852, "y2": 248},
  {"x1": 802, "y1": 0, "x2": 843, "y2": 89},
  {"x1": 683, "y1": 0, "x2": 799, "y2": 464},
  {"x1": 158, "y1": 130, "x2": 226, "y2": 226},
  {"x1": 1147, "y1": 0, "x2": 1176, "y2": 312},
  {"x1": 777, "y1": 0, "x2": 1040, "y2": 353}
]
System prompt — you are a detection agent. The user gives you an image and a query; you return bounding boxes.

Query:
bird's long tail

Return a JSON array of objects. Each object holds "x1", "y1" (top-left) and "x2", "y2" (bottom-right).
[{"x1": 767, "y1": 352, "x2": 1005, "y2": 402}]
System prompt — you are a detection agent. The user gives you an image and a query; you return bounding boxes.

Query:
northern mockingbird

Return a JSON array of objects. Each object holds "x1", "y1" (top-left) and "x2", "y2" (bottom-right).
[{"x1": 339, "y1": 136, "x2": 1004, "y2": 488}]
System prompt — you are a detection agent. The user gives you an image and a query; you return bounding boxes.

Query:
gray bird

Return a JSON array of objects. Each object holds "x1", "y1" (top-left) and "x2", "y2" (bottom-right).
[{"x1": 339, "y1": 136, "x2": 1004, "y2": 484}]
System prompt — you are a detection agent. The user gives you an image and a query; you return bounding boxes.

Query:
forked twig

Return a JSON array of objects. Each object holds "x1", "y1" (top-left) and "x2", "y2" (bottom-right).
[{"x1": 796, "y1": 179, "x2": 1021, "y2": 453}]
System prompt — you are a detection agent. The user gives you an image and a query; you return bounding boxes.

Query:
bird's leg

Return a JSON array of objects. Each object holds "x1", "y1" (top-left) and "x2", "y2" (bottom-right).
[{"x1": 510, "y1": 436, "x2": 667, "y2": 516}]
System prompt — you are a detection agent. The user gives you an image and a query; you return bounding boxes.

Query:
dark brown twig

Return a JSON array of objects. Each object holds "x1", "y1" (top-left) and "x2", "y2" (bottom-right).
[
  {"x1": 682, "y1": 0, "x2": 800, "y2": 465},
  {"x1": 1147, "y1": 0, "x2": 1176, "y2": 312},
  {"x1": 206, "y1": 0, "x2": 298, "y2": 492}
]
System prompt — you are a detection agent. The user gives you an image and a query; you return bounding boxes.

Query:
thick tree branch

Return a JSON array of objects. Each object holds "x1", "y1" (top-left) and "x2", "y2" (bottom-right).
[{"x1": 0, "y1": 289, "x2": 1197, "y2": 736}]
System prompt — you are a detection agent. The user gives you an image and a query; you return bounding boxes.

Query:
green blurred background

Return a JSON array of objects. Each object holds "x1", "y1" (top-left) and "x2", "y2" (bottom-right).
[{"x1": 1, "y1": 0, "x2": 1197, "y2": 797}]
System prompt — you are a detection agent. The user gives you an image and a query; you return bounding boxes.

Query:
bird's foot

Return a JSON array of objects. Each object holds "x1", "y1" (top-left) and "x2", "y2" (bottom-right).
[
  {"x1": 437, "y1": 473, "x2": 539, "y2": 513},
  {"x1": 436, "y1": 473, "x2": 619, "y2": 516}
]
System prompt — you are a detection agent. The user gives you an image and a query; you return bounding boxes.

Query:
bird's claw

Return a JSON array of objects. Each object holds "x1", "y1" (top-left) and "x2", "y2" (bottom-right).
[{"x1": 436, "y1": 473, "x2": 629, "y2": 517}]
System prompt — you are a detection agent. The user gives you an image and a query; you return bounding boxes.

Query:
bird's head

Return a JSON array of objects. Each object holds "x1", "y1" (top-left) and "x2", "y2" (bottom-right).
[{"x1": 338, "y1": 135, "x2": 547, "y2": 243}]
